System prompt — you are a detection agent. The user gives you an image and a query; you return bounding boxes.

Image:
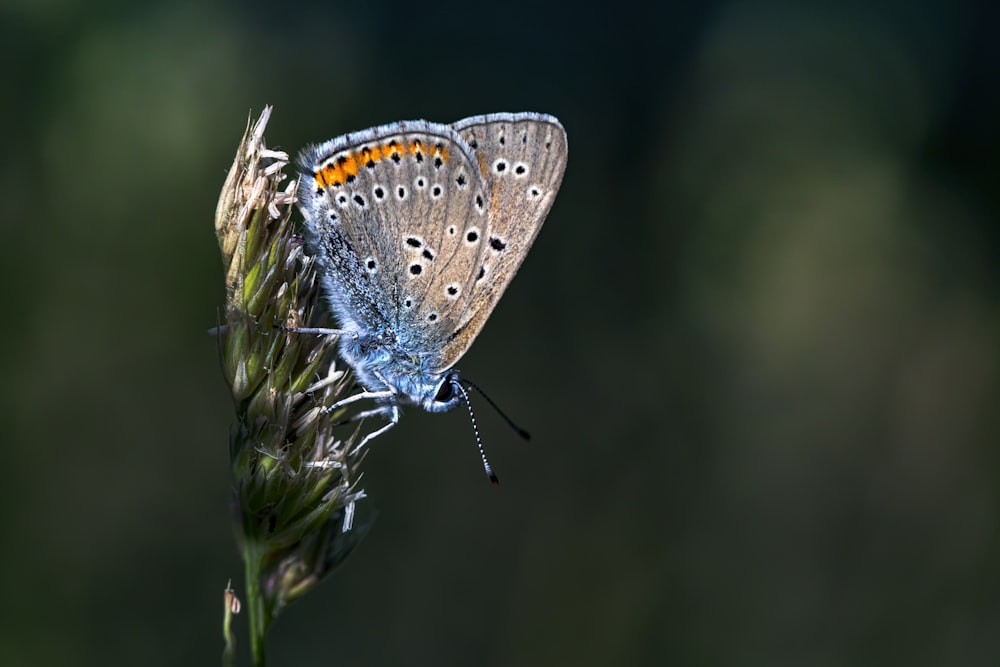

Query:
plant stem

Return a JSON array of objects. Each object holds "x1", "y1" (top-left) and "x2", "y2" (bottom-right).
[{"x1": 244, "y1": 538, "x2": 269, "y2": 667}]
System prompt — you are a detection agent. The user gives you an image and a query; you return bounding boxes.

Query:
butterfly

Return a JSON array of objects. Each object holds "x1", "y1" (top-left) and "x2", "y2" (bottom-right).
[{"x1": 296, "y1": 113, "x2": 568, "y2": 482}]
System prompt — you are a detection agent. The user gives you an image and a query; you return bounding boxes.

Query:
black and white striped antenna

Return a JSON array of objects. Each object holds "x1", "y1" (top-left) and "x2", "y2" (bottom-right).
[
  {"x1": 453, "y1": 381, "x2": 499, "y2": 486},
  {"x1": 462, "y1": 378, "x2": 531, "y2": 441}
]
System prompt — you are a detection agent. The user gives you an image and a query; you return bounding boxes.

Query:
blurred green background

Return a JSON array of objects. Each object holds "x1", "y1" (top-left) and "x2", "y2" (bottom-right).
[{"x1": 4, "y1": 0, "x2": 999, "y2": 664}]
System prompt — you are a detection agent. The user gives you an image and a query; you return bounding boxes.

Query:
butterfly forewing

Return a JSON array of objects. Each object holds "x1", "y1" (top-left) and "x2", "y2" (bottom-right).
[{"x1": 439, "y1": 113, "x2": 568, "y2": 370}]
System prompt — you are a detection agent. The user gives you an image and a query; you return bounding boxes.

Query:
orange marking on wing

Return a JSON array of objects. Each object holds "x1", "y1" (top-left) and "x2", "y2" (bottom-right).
[
  {"x1": 359, "y1": 146, "x2": 383, "y2": 167},
  {"x1": 340, "y1": 155, "x2": 359, "y2": 179},
  {"x1": 428, "y1": 144, "x2": 450, "y2": 164},
  {"x1": 382, "y1": 142, "x2": 402, "y2": 160},
  {"x1": 318, "y1": 164, "x2": 344, "y2": 187}
]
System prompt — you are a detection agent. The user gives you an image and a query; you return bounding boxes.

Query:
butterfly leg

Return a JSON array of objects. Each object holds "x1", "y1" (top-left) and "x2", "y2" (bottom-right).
[
  {"x1": 282, "y1": 325, "x2": 357, "y2": 337},
  {"x1": 322, "y1": 388, "x2": 396, "y2": 414},
  {"x1": 350, "y1": 406, "x2": 395, "y2": 421},
  {"x1": 323, "y1": 370, "x2": 400, "y2": 454},
  {"x1": 350, "y1": 404, "x2": 400, "y2": 454},
  {"x1": 321, "y1": 385, "x2": 399, "y2": 454}
]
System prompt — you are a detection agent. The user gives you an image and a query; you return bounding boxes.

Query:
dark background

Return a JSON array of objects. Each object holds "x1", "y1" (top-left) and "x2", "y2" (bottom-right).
[{"x1": 4, "y1": 1, "x2": 999, "y2": 665}]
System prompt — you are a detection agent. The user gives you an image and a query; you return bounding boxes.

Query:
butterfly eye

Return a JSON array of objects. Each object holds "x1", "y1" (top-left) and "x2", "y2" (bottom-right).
[{"x1": 434, "y1": 378, "x2": 455, "y2": 403}]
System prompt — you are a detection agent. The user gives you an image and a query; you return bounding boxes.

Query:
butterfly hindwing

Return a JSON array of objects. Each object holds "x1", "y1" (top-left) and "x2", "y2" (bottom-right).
[{"x1": 439, "y1": 113, "x2": 568, "y2": 370}]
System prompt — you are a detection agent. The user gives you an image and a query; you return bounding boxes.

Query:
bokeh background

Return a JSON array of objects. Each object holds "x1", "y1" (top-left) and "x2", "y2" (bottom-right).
[{"x1": 4, "y1": 0, "x2": 999, "y2": 665}]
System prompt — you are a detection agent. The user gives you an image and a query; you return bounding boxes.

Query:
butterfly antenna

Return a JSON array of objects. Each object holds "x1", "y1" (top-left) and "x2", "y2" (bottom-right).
[
  {"x1": 462, "y1": 379, "x2": 531, "y2": 441},
  {"x1": 454, "y1": 382, "x2": 500, "y2": 486}
]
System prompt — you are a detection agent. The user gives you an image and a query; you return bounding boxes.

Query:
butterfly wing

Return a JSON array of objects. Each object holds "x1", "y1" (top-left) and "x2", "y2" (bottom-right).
[
  {"x1": 297, "y1": 121, "x2": 491, "y2": 366},
  {"x1": 436, "y1": 112, "x2": 568, "y2": 371}
]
